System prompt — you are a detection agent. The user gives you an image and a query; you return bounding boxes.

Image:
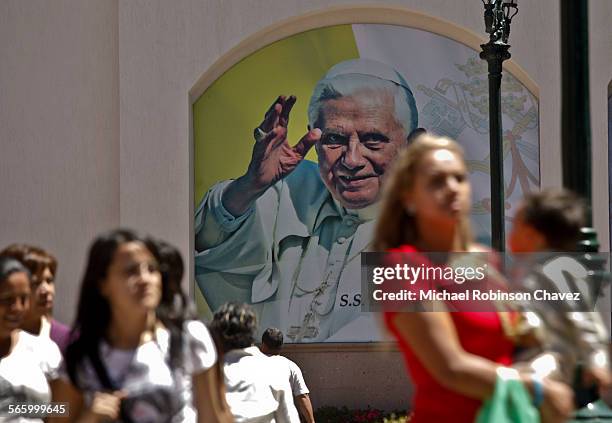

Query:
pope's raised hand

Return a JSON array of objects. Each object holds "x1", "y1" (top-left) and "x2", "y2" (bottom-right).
[
  {"x1": 221, "y1": 96, "x2": 321, "y2": 218},
  {"x1": 245, "y1": 95, "x2": 321, "y2": 191}
]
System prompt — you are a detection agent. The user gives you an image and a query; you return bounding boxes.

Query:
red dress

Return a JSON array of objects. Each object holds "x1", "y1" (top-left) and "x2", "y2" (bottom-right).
[{"x1": 384, "y1": 245, "x2": 514, "y2": 423}]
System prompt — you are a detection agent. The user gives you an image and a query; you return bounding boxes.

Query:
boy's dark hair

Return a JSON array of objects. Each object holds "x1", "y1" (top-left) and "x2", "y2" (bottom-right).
[
  {"x1": 0, "y1": 256, "x2": 31, "y2": 283},
  {"x1": 521, "y1": 189, "x2": 586, "y2": 250},
  {"x1": 210, "y1": 302, "x2": 257, "y2": 353},
  {"x1": 262, "y1": 327, "x2": 284, "y2": 351}
]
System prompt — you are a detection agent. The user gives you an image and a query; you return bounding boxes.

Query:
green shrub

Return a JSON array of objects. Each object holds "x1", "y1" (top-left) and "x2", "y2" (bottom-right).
[{"x1": 314, "y1": 406, "x2": 410, "y2": 423}]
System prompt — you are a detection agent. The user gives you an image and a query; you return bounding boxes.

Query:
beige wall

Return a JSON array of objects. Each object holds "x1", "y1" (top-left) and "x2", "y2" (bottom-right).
[
  {"x1": 284, "y1": 345, "x2": 413, "y2": 410},
  {"x1": 0, "y1": 0, "x2": 119, "y2": 325},
  {"x1": 1, "y1": 0, "x2": 611, "y2": 411}
]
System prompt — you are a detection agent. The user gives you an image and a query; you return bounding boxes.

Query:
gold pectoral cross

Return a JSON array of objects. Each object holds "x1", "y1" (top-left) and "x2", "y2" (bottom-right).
[
  {"x1": 287, "y1": 276, "x2": 333, "y2": 342},
  {"x1": 287, "y1": 310, "x2": 319, "y2": 341}
]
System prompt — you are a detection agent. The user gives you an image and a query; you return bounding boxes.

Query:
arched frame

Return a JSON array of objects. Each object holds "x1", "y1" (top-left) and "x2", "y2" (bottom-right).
[
  {"x1": 188, "y1": 5, "x2": 540, "y2": 351},
  {"x1": 189, "y1": 5, "x2": 538, "y2": 102}
]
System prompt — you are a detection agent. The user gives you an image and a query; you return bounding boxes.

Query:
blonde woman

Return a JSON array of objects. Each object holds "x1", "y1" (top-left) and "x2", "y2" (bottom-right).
[{"x1": 373, "y1": 134, "x2": 573, "y2": 423}]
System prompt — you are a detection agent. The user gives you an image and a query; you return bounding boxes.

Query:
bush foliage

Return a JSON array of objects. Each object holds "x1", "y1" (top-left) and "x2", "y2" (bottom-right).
[{"x1": 314, "y1": 406, "x2": 410, "y2": 423}]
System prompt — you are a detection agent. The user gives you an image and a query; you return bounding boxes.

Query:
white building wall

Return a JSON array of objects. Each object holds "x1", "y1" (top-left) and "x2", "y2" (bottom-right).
[
  {"x1": 1, "y1": 0, "x2": 610, "y2": 409},
  {"x1": 0, "y1": 0, "x2": 119, "y2": 325}
]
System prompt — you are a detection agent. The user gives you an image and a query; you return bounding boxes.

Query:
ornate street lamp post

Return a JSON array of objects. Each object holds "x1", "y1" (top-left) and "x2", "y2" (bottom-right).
[
  {"x1": 560, "y1": 0, "x2": 610, "y2": 409},
  {"x1": 479, "y1": 0, "x2": 518, "y2": 251},
  {"x1": 560, "y1": 0, "x2": 596, "y2": 250}
]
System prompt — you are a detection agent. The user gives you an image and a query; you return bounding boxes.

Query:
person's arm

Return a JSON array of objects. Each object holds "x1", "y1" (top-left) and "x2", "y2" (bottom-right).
[
  {"x1": 185, "y1": 320, "x2": 232, "y2": 423},
  {"x1": 49, "y1": 379, "x2": 123, "y2": 423},
  {"x1": 287, "y1": 360, "x2": 315, "y2": 423},
  {"x1": 49, "y1": 378, "x2": 83, "y2": 423},
  {"x1": 392, "y1": 312, "x2": 498, "y2": 397},
  {"x1": 193, "y1": 364, "x2": 232, "y2": 423},
  {"x1": 574, "y1": 311, "x2": 610, "y2": 387},
  {"x1": 294, "y1": 393, "x2": 315, "y2": 423},
  {"x1": 391, "y1": 312, "x2": 574, "y2": 422}
]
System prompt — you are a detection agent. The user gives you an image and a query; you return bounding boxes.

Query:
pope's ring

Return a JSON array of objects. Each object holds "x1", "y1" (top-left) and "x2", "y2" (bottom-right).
[{"x1": 253, "y1": 127, "x2": 268, "y2": 142}]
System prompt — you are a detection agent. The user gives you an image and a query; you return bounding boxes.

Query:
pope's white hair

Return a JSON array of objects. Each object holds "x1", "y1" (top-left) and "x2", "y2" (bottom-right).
[{"x1": 307, "y1": 59, "x2": 418, "y2": 136}]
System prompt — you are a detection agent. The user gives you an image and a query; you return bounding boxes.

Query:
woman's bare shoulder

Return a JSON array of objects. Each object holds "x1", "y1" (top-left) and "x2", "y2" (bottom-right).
[{"x1": 467, "y1": 243, "x2": 494, "y2": 253}]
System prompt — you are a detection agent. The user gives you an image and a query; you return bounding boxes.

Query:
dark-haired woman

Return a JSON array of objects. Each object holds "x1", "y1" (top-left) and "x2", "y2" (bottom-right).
[
  {"x1": 210, "y1": 302, "x2": 300, "y2": 423},
  {"x1": 0, "y1": 256, "x2": 62, "y2": 422},
  {"x1": 0, "y1": 244, "x2": 70, "y2": 352},
  {"x1": 373, "y1": 134, "x2": 573, "y2": 423},
  {"x1": 50, "y1": 229, "x2": 230, "y2": 423}
]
